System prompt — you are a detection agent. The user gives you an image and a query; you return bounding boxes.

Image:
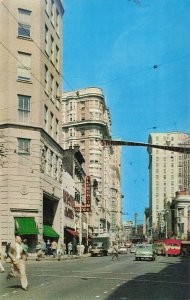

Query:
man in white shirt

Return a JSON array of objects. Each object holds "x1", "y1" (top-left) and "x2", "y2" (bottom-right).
[{"x1": 7, "y1": 236, "x2": 28, "y2": 291}]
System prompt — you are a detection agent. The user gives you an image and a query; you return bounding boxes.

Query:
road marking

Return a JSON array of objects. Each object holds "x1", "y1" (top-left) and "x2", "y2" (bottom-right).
[
  {"x1": 96, "y1": 296, "x2": 100, "y2": 298},
  {"x1": 104, "y1": 291, "x2": 108, "y2": 293},
  {"x1": 72, "y1": 271, "x2": 112, "y2": 274},
  {"x1": 31, "y1": 274, "x2": 190, "y2": 286}
]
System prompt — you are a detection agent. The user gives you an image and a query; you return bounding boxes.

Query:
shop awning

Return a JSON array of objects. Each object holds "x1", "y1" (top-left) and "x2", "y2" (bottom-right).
[
  {"x1": 66, "y1": 228, "x2": 79, "y2": 237},
  {"x1": 15, "y1": 217, "x2": 39, "y2": 235},
  {"x1": 43, "y1": 225, "x2": 59, "y2": 238}
]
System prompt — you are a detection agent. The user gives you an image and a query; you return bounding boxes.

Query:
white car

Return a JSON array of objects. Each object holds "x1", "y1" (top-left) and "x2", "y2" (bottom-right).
[
  {"x1": 130, "y1": 245, "x2": 136, "y2": 254},
  {"x1": 118, "y1": 246, "x2": 128, "y2": 254}
]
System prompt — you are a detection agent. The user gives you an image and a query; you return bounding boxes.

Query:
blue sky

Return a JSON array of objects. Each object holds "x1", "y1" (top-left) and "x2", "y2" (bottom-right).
[{"x1": 62, "y1": 0, "x2": 190, "y2": 223}]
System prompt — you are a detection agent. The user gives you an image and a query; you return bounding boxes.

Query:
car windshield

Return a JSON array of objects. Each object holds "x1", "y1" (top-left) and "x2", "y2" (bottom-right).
[{"x1": 137, "y1": 245, "x2": 152, "y2": 249}]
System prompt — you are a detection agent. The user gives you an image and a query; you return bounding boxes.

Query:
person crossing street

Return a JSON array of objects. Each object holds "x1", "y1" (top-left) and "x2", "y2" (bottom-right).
[{"x1": 111, "y1": 243, "x2": 119, "y2": 261}]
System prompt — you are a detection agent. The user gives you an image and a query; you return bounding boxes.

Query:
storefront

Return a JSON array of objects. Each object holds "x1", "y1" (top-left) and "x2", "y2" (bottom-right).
[{"x1": 15, "y1": 217, "x2": 39, "y2": 252}]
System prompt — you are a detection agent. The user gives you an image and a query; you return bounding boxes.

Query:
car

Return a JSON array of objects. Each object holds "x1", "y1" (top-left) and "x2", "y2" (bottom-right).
[
  {"x1": 135, "y1": 244, "x2": 156, "y2": 261},
  {"x1": 108, "y1": 247, "x2": 113, "y2": 255},
  {"x1": 118, "y1": 246, "x2": 128, "y2": 254},
  {"x1": 130, "y1": 245, "x2": 136, "y2": 254}
]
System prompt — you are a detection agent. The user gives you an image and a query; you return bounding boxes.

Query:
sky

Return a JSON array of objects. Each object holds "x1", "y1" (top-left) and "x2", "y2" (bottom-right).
[{"x1": 62, "y1": 0, "x2": 190, "y2": 223}]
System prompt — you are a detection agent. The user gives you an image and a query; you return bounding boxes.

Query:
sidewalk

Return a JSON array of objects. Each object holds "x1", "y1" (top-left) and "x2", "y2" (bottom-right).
[{"x1": 27, "y1": 253, "x2": 91, "y2": 261}]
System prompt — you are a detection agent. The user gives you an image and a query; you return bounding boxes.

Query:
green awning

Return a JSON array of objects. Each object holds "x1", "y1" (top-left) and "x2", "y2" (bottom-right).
[
  {"x1": 15, "y1": 217, "x2": 39, "y2": 235},
  {"x1": 43, "y1": 225, "x2": 59, "y2": 238}
]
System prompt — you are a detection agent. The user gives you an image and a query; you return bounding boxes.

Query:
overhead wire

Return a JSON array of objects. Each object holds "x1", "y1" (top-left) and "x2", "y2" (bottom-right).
[{"x1": 0, "y1": 1, "x2": 76, "y2": 92}]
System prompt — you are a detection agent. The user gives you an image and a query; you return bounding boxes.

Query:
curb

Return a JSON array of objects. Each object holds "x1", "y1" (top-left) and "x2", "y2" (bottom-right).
[{"x1": 27, "y1": 254, "x2": 91, "y2": 261}]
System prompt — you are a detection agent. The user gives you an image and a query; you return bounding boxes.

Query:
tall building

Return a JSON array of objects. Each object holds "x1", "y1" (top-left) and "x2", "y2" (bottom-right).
[
  {"x1": 148, "y1": 132, "x2": 189, "y2": 230},
  {"x1": 0, "y1": 0, "x2": 64, "y2": 249},
  {"x1": 182, "y1": 136, "x2": 190, "y2": 194},
  {"x1": 62, "y1": 87, "x2": 122, "y2": 240}
]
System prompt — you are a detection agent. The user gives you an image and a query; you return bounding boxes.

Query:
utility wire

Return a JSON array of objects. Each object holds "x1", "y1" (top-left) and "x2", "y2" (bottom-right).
[{"x1": 0, "y1": 1, "x2": 75, "y2": 92}]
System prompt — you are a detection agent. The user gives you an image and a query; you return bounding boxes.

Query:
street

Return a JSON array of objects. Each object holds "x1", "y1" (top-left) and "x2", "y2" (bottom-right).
[{"x1": 0, "y1": 254, "x2": 190, "y2": 300}]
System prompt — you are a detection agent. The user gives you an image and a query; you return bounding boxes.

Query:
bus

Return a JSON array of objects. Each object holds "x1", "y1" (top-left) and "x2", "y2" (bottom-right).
[{"x1": 154, "y1": 238, "x2": 181, "y2": 256}]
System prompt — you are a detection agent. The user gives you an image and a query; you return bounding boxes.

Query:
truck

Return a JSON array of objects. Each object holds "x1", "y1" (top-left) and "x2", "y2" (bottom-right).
[{"x1": 91, "y1": 236, "x2": 110, "y2": 257}]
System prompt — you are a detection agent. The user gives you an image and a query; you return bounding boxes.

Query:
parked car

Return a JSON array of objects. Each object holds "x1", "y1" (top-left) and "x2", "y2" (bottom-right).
[
  {"x1": 135, "y1": 244, "x2": 156, "y2": 261},
  {"x1": 118, "y1": 246, "x2": 128, "y2": 254},
  {"x1": 130, "y1": 245, "x2": 136, "y2": 254}
]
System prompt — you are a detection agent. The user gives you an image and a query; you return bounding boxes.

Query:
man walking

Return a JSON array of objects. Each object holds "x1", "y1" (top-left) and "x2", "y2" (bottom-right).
[
  {"x1": 68, "y1": 242, "x2": 73, "y2": 256},
  {"x1": 6, "y1": 236, "x2": 28, "y2": 291},
  {"x1": 36, "y1": 242, "x2": 42, "y2": 261},
  {"x1": 51, "y1": 240, "x2": 58, "y2": 258},
  {"x1": 111, "y1": 243, "x2": 119, "y2": 261},
  {"x1": 0, "y1": 247, "x2": 5, "y2": 273}
]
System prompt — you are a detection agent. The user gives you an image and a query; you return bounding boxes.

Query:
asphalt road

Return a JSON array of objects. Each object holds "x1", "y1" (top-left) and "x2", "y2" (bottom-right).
[{"x1": 0, "y1": 254, "x2": 190, "y2": 300}]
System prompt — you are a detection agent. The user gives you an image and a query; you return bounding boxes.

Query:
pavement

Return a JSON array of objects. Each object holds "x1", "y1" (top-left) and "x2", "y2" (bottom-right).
[{"x1": 27, "y1": 252, "x2": 91, "y2": 261}]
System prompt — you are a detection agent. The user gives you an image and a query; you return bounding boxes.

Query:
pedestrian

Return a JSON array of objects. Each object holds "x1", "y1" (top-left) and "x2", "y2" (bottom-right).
[
  {"x1": 41, "y1": 240, "x2": 46, "y2": 257},
  {"x1": 81, "y1": 243, "x2": 85, "y2": 255},
  {"x1": 51, "y1": 240, "x2": 58, "y2": 258},
  {"x1": 111, "y1": 243, "x2": 119, "y2": 261},
  {"x1": 36, "y1": 241, "x2": 42, "y2": 261},
  {"x1": 0, "y1": 247, "x2": 5, "y2": 273},
  {"x1": 46, "y1": 239, "x2": 51, "y2": 255},
  {"x1": 57, "y1": 243, "x2": 64, "y2": 261},
  {"x1": 22, "y1": 239, "x2": 29, "y2": 261},
  {"x1": 68, "y1": 242, "x2": 73, "y2": 256},
  {"x1": 6, "y1": 236, "x2": 28, "y2": 291},
  {"x1": 88, "y1": 244, "x2": 92, "y2": 253}
]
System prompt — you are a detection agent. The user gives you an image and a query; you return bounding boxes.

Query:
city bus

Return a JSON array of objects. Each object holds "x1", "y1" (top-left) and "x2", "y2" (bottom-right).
[{"x1": 154, "y1": 238, "x2": 181, "y2": 256}]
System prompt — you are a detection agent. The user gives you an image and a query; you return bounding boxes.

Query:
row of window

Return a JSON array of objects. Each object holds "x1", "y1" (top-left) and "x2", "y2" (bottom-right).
[
  {"x1": 43, "y1": 145, "x2": 62, "y2": 180},
  {"x1": 18, "y1": 2, "x2": 60, "y2": 40},
  {"x1": 45, "y1": 0, "x2": 61, "y2": 36},
  {"x1": 45, "y1": 65, "x2": 60, "y2": 106},
  {"x1": 44, "y1": 105, "x2": 59, "y2": 142},
  {"x1": 45, "y1": 25, "x2": 60, "y2": 70},
  {"x1": 17, "y1": 138, "x2": 65, "y2": 183}
]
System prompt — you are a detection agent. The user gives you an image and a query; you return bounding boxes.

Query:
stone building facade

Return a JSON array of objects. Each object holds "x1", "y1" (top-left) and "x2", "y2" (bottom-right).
[
  {"x1": 62, "y1": 87, "x2": 122, "y2": 241},
  {"x1": 148, "y1": 132, "x2": 189, "y2": 231},
  {"x1": 0, "y1": 0, "x2": 64, "y2": 251}
]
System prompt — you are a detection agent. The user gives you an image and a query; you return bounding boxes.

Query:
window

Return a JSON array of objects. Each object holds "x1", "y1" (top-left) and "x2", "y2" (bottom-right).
[
  {"x1": 18, "y1": 95, "x2": 30, "y2": 123},
  {"x1": 45, "y1": 65, "x2": 48, "y2": 93},
  {"x1": 17, "y1": 52, "x2": 31, "y2": 81},
  {"x1": 44, "y1": 105, "x2": 48, "y2": 130},
  {"x1": 55, "y1": 82, "x2": 60, "y2": 108},
  {"x1": 51, "y1": 0, "x2": 54, "y2": 25},
  {"x1": 50, "y1": 112, "x2": 53, "y2": 134},
  {"x1": 81, "y1": 130, "x2": 85, "y2": 136},
  {"x1": 81, "y1": 114, "x2": 85, "y2": 121},
  {"x1": 45, "y1": 25, "x2": 48, "y2": 54},
  {"x1": 45, "y1": 0, "x2": 49, "y2": 15},
  {"x1": 55, "y1": 119, "x2": 59, "y2": 140},
  {"x1": 56, "y1": 9, "x2": 60, "y2": 36},
  {"x1": 55, "y1": 45, "x2": 59, "y2": 69},
  {"x1": 18, "y1": 8, "x2": 31, "y2": 38},
  {"x1": 50, "y1": 36, "x2": 54, "y2": 63},
  {"x1": 18, "y1": 138, "x2": 30, "y2": 154},
  {"x1": 50, "y1": 74, "x2": 54, "y2": 99},
  {"x1": 69, "y1": 128, "x2": 73, "y2": 137}
]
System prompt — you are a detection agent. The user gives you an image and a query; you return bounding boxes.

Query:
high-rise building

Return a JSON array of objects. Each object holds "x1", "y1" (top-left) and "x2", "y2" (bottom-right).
[
  {"x1": 148, "y1": 132, "x2": 189, "y2": 230},
  {"x1": 62, "y1": 87, "x2": 122, "y2": 239},
  {"x1": 0, "y1": 0, "x2": 64, "y2": 249},
  {"x1": 181, "y1": 136, "x2": 190, "y2": 194}
]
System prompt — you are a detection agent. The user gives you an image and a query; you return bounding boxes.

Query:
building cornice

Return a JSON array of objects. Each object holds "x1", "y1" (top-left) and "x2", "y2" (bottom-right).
[
  {"x1": 0, "y1": 123, "x2": 64, "y2": 155},
  {"x1": 62, "y1": 120, "x2": 108, "y2": 129}
]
